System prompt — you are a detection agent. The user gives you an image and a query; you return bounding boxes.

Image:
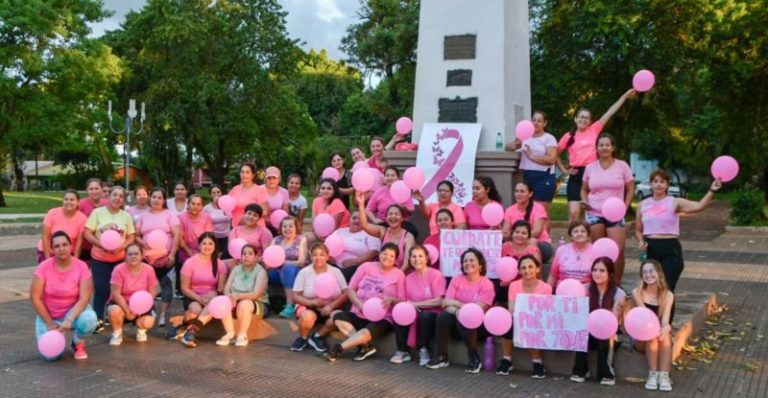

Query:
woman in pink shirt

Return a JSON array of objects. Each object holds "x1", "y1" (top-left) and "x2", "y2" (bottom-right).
[
  {"x1": 269, "y1": 216, "x2": 308, "y2": 319},
  {"x1": 390, "y1": 245, "x2": 447, "y2": 366},
  {"x1": 414, "y1": 180, "x2": 467, "y2": 236},
  {"x1": 502, "y1": 181, "x2": 553, "y2": 263},
  {"x1": 39, "y1": 190, "x2": 87, "y2": 262},
  {"x1": 127, "y1": 185, "x2": 150, "y2": 225},
  {"x1": 167, "y1": 182, "x2": 188, "y2": 218},
  {"x1": 365, "y1": 166, "x2": 416, "y2": 229},
  {"x1": 204, "y1": 185, "x2": 232, "y2": 257},
  {"x1": 635, "y1": 170, "x2": 722, "y2": 291},
  {"x1": 312, "y1": 178, "x2": 351, "y2": 234},
  {"x1": 581, "y1": 134, "x2": 634, "y2": 284},
  {"x1": 427, "y1": 248, "x2": 495, "y2": 373},
  {"x1": 463, "y1": 176, "x2": 503, "y2": 230},
  {"x1": 357, "y1": 191, "x2": 415, "y2": 272},
  {"x1": 79, "y1": 178, "x2": 108, "y2": 261},
  {"x1": 264, "y1": 166, "x2": 289, "y2": 232},
  {"x1": 557, "y1": 89, "x2": 635, "y2": 222},
  {"x1": 366, "y1": 137, "x2": 387, "y2": 173},
  {"x1": 178, "y1": 232, "x2": 228, "y2": 347},
  {"x1": 547, "y1": 221, "x2": 594, "y2": 288},
  {"x1": 227, "y1": 204, "x2": 273, "y2": 265},
  {"x1": 324, "y1": 243, "x2": 406, "y2": 362},
  {"x1": 30, "y1": 231, "x2": 97, "y2": 360},
  {"x1": 501, "y1": 220, "x2": 542, "y2": 264},
  {"x1": 229, "y1": 162, "x2": 269, "y2": 228},
  {"x1": 497, "y1": 254, "x2": 552, "y2": 378},
  {"x1": 106, "y1": 243, "x2": 160, "y2": 346},
  {"x1": 423, "y1": 209, "x2": 456, "y2": 272},
  {"x1": 178, "y1": 195, "x2": 214, "y2": 264}
]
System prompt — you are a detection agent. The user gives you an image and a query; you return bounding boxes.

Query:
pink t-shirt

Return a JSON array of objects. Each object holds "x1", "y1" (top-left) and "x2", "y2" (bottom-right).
[
  {"x1": 136, "y1": 210, "x2": 179, "y2": 265},
  {"x1": 349, "y1": 262, "x2": 406, "y2": 321},
  {"x1": 445, "y1": 275, "x2": 495, "y2": 306},
  {"x1": 426, "y1": 202, "x2": 466, "y2": 236},
  {"x1": 265, "y1": 187, "x2": 289, "y2": 212},
  {"x1": 549, "y1": 243, "x2": 595, "y2": 286},
  {"x1": 503, "y1": 202, "x2": 551, "y2": 243},
  {"x1": 507, "y1": 279, "x2": 552, "y2": 303},
  {"x1": 127, "y1": 206, "x2": 150, "y2": 225},
  {"x1": 331, "y1": 228, "x2": 381, "y2": 266},
  {"x1": 583, "y1": 159, "x2": 633, "y2": 217},
  {"x1": 312, "y1": 197, "x2": 350, "y2": 228},
  {"x1": 557, "y1": 121, "x2": 604, "y2": 167},
  {"x1": 640, "y1": 196, "x2": 679, "y2": 236},
  {"x1": 204, "y1": 203, "x2": 231, "y2": 239},
  {"x1": 228, "y1": 183, "x2": 268, "y2": 228},
  {"x1": 501, "y1": 242, "x2": 540, "y2": 260},
  {"x1": 34, "y1": 257, "x2": 92, "y2": 319},
  {"x1": 109, "y1": 262, "x2": 158, "y2": 302},
  {"x1": 178, "y1": 212, "x2": 213, "y2": 253},
  {"x1": 229, "y1": 225, "x2": 273, "y2": 254},
  {"x1": 180, "y1": 255, "x2": 227, "y2": 296},
  {"x1": 78, "y1": 198, "x2": 108, "y2": 217},
  {"x1": 405, "y1": 268, "x2": 446, "y2": 313},
  {"x1": 37, "y1": 207, "x2": 87, "y2": 252},
  {"x1": 366, "y1": 186, "x2": 415, "y2": 221},
  {"x1": 463, "y1": 200, "x2": 501, "y2": 230}
]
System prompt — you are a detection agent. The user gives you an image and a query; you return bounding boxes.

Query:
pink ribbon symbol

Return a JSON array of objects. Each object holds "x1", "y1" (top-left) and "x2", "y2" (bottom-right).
[{"x1": 421, "y1": 129, "x2": 464, "y2": 199}]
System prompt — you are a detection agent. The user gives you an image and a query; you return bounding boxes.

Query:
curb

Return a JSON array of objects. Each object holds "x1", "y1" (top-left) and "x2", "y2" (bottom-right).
[{"x1": 725, "y1": 225, "x2": 768, "y2": 232}]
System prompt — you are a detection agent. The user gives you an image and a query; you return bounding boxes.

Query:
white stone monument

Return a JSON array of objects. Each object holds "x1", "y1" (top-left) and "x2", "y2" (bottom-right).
[{"x1": 411, "y1": 0, "x2": 531, "y2": 151}]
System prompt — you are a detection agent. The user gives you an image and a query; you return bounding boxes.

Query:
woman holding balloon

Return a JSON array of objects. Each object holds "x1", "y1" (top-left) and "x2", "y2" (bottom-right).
[
  {"x1": 269, "y1": 216, "x2": 308, "y2": 319},
  {"x1": 506, "y1": 111, "x2": 559, "y2": 211},
  {"x1": 31, "y1": 231, "x2": 97, "y2": 360},
  {"x1": 365, "y1": 166, "x2": 415, "y2": 226},
  {"x1": 635, "y1": 170, "x2": 722, "y2": 291},
  {"x1": 502, "y1": 181, "x2": 554, "y2": 264},
  {"x1": 312, "y1": 178, "x2": 351, "y2": 231},
  {"x1": 329, "y1": 211, "x2": 382, "y2": 281},
  {"x1": 390, "y1": 244, "x2": 446, "y2": 366},
  {"x1": 217, "y1": 244, "x2": 269, "y2": 347},
  {"x1": 580, "y1": 133, "x2": 634, "y2": 284},
  {"x1": 571, "y1": 257, "x2": 626, "y2": 386},
  {"x1": 463, "y1": 176, "x2": 504, "y2": 230},
  {"x1": 290, "y1": 242, "x2": 348, "y2": 352},
  {"x1": 547, "y1": 221, "x2": 594, "y2": 288},
  {"x1": 357, "y1": 192, "x2": 415, "y2": 272},
  {"x1": 414, "y1": 180, "x2": 467, "y2": 236},
  {"x1": 227, "y1": 204, "x2": 273, "y2": 263},
  {"x1": 107, "y1": 243, "x2": 160, "y2": 346},
  {"x1": 204, "y1": 185, "x2": 232, "y2": 257}
]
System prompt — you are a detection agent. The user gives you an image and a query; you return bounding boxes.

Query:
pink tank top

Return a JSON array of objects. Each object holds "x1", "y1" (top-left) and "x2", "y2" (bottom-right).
[{"x1": 640, "y1": 196, "x2": 679, "y2": 236}]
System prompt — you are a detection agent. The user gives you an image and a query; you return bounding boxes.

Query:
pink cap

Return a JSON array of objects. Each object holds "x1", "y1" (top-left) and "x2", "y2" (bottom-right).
[{"x1": 265, "y1": 166, "x2": 281, "y2": 179}]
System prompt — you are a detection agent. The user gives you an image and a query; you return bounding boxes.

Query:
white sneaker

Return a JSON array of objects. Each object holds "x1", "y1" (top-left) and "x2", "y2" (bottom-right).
[
  {"x1": 216, "y1": 334, "x2": 234, "y2": 346},
  {"x1": 109, "y1": 333, "x2": 123, "y2": 346},
  {"x1": 389, "y1": 350, "x2": 412, "y2": 364},
  {"x1": 658, "y1": 372, "x2": 673, "y2": 392},
  {"x1": 157, "y1": 314, "x2": 166, "y2": 327},
  {"x1": 645, "y1": 371, "x2": 659, "y2": 390},
  {"x1": 234, "y1": 336, "x2": 249, "y2": 347},
  {"x1": 136, "y1": 329, "x2": 148, "y2": 342},
  {"x1": 418, "y1": 347, "x2": 430, "y2": 366}
]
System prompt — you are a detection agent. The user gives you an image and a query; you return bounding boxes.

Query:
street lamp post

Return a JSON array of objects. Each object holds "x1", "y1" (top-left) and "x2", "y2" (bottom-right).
[{"x1": 107, "y1": 99, "x2": 145, "y2": 195}]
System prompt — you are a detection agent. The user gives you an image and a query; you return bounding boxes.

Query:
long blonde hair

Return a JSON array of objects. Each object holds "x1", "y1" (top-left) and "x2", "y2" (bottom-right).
[{"x1": 637, "y1": 259, "x2": 670, "y2": 315}]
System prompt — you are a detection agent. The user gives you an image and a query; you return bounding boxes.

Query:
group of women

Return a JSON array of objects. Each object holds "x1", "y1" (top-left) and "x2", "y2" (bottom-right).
[{"x1": 30, "y1": 98, "x2": 724, "y2": 392}]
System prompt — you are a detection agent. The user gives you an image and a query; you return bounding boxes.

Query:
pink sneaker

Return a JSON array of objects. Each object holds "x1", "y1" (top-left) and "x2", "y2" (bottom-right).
[{"x1": 72, "y1": 341, "x2": 88, "y2": 360}]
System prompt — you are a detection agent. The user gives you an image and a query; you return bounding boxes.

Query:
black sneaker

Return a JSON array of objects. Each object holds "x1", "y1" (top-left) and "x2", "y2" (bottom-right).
[
  {"x1": 324, "y1": 343, "x2": 342, "y2": 362},
  {"x1": 308, "y1": 333, "x2": 327, "y2": 352},
  {"x1": 496, "y1": 358, "x2": 514, "y2": 375},
  {"x1": 465, "y1": 355, "x2": 482, "y2": 374},
  {"x1": 181, "y1": 325, "x2": 198, "y2": 348},
  {"x1": 353, "y1": 344, "x2": 377, "y2": 361},
  {"x1": 426, "y1": 355, "x2": 449, "y2": 369},
  {"x1": 530, "y1": 362, "x2": 546, "y2": 379},
  {"x1": 290, "y1": 337, "x2": 308, "y2": 352},
  {"x1": 93, "y1": 320, "x2": 105, "y2": 334}
]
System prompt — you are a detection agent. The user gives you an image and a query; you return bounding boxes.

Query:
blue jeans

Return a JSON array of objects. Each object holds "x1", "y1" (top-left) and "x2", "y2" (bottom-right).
[
  {"x1": 35, "y1": 305, "x2": 98, "y2": 360},
  {"x1": 91, "y1": 258, "x2": 121, "y2": 321},
  {"x1": 267, "y1": 263, "x2": 300, "y2": 289}
]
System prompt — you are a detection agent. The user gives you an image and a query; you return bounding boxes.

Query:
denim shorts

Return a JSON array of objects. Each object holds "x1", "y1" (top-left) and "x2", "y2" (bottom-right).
[{"x1": 585, "y1": 212, "x2": 626, "y2": 228}]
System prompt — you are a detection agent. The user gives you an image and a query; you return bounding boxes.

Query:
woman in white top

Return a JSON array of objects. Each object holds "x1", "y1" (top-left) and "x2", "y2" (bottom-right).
[{"x1": 506, "y1": 111, "x2": 559, "y2": 212}]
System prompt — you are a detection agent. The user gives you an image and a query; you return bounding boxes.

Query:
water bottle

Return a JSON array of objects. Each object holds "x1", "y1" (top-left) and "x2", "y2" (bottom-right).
[
  {"x1": 496, "y1": 132, "x2": 504, "y2": 151},
  {"x1": 483, "y1": 336, "x2": 496, "y2": 372}
]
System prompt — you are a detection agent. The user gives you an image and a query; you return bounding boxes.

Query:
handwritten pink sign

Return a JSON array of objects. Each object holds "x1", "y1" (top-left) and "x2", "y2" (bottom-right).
[
  {"x1": 513, "y1": 294, "x2": 589, "y2": 352},
  {"x1": 439, "y1": 229, "x2": 502, "y2": 277}
]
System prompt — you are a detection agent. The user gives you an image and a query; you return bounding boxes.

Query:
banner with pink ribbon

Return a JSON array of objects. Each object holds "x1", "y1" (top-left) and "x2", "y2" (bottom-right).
[{"x1": 415, "y1": 123, "x2": 482, "y2": 206}]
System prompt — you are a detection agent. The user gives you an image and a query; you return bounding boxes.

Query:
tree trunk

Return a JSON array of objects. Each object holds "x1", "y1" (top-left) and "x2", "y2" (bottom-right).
[{"x1": 0, "y1": 187, "x2": 6, "y2": 207}]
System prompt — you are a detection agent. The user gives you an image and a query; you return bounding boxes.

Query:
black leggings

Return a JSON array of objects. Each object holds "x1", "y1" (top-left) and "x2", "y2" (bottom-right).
[
  {"x1": 434, "y1": 312, "x2": 488, "y2": 359},
  {"x1": 645, "y1": 238, "x2": 684, "y2": 291},
  {"x1": 90, "y1": 259, "x2": 121, "y2": 321},
  {"x1": 572, "y1": 336, "x2": 615, "y2": 379},
  {"x1": 394, "y1": 311, "x2": 438, "y2": 352}
]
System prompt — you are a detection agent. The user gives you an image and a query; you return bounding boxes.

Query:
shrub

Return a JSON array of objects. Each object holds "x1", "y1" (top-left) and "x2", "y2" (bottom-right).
[{"x1": 730, "y1": 187, "x2": 766, "y2": 226}]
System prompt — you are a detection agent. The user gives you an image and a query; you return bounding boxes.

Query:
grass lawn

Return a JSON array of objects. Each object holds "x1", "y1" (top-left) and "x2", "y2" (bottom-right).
[{"x1": 0, "y1": 191, "x2": 62, "y2": 214}]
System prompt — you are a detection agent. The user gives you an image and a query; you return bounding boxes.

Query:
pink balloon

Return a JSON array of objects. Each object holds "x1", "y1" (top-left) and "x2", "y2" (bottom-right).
[
  {"x1": 218, "y1": 194, "x2": 236, "y2": 214},
  {"x1": 270, "y1": 209, "x2": 288, "y2": 229},
  {"x1": 515, "y1": 120, "x2": 535, "y2": 141},
  {"x1": 633, "y1": 69, "x2": 655, "y2": 92},
  {"x1": 321, "y1": 167, "x2": 340, "y2": 181},
  {"x1": 481, "y1": 202, "x2": 504, "y2": 227},
  {"x1": 396, "y1": 116, "x2": 413, "y2": 135},
  {"x1": 424, "y1": 244, "x2": 439, "y2": 265},
  {"x1": 38, "y1": 330, "x2": 66, "y2": 358},
  {"x1": 392, "y1": 302, "x2": 417, "y2": 326},
  {"x1": 314, "y1": 272, "x2": 339, "y2": 299},
  {"x1": 711, "y1": 155, "x2": 739, "y2": 182},
  {"x1": 145, "y1": 230, "x2": 168, "y2": 250},
  {"x1": 352, "y1": 168, "x2": 374, "y2": 192},
  {"x1": 325, "y1": 233, "x2": 345, "y2": 258},
  {"x1": 208, "y1": 295, "x2": 233, "y2": 319},
  {"x1": 100, "y1": 229, "x2": 122, "y2": 251},
  {"x1": 403, "y1": 167, "x2": 425, "y2": 191},
  {"x1": 362, "y1": 297, "x2": 387, "y2": 321},
  {"x1": 483, "y1": 306, "x2": 513, "y2": 336},
  {"x1": 593, "y1": 238, "x2": 619, "y2": 262},
  {"x1": 352, "y1": 161, "x2": 369, "y2": 172},
  {"x1": 588, "y1": 309, "x2": 619, "y2": 340},
  {"x1": 458, "y1": 303, "x2": 485, "y2": 329},
  {"x1": 312, "y1": 213, "x2": 336, "y2": 238},
  {"x1": 262, "y1": 245, "x2": 286, "y2": 268},
  {"x1": 601, "y1": 197, "x2": 626, "y2": 223},
  {"x1": 495, "y1": 257, "x2": 519, "y2": 282},
  {"x1": 556, "y1": 278, "x2": 587, "y2": 296},
  {"x1": 625, "y1": 307, "x2": 661, "y2": 341},
  {"x1": 128, "y1": 290, "x2": 154, "y2": 314},
  {"x1": 227, "y1": 238, "x2": 248, "y2": 260},
  {"x1": 389, "y1": 180, "x2": 411, "y2": 204}
]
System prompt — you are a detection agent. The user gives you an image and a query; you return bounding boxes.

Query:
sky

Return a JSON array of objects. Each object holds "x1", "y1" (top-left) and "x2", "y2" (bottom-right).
[{"x1": 91, "y1": 0, "x2": 361, "y2": 61}]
